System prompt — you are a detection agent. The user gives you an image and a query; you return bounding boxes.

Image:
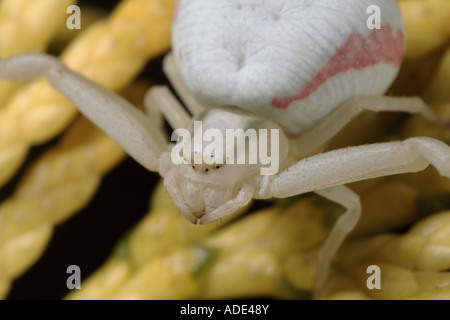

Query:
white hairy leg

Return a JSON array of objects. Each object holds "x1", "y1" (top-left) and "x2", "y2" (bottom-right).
[
  {"x1": 163, "y1": 53, "x2": 206, "y2": 116},
  {"x1": 144, "y1": 86, "x2": 191, "y2": 129},
  {"x1": 0, "y1": 53, "x2": 167, "y2": 172},
  {"x1": 265, "y1": 137, "x2": 450, "y2": 198},
  {"x1": 259, "y1": 136, "x2": 450, "y2": 293},
  {"x1": 314, "y1": 186, "x2": 361, "y2": 296},
  {"x1": 293, "y1": 95, "x2": 441, "y2": 157}
]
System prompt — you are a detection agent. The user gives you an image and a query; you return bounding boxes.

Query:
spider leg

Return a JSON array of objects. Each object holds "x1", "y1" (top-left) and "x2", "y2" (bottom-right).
[
  {"x1": 163, "y1": 52, "x2": 206, "y2": 116},
  {"x1": 259, "y1": 136, "x2": 450, "y2": 296},
  {"x1": 293, "y1": 95, "x2": 442, "y2": 158},
  {"x1": 314, "y1": 186, "x2": 361, "y2": 298},
  {"x1": 0, "y1": 53, "x2": 167, "y2": 172},
  {"x1": 144, "y1": 86, "x2": 191, "y2": 129},
  {"x1": 143, "y1": 52, "x2": 214, "y2": 129}
]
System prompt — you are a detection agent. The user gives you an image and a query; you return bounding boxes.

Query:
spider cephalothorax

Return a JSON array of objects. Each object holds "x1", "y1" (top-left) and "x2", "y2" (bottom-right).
[{"x1": 159, "y1": 106, "x2": 290, "y2": 223}]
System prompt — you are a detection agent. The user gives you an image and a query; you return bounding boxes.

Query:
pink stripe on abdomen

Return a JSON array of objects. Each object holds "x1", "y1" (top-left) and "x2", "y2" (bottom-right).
[
  {"x1": 272, "y1": 25, "x2": 404, "y2": 110},
  {"x1": 172, "y1": 0, "x2": 180, "y2": 24}
]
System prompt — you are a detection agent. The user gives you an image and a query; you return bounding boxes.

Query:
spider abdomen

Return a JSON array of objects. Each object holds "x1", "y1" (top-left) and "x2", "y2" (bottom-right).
[{"x1": 172, "y1": 0, "x2": 404, "y2": 135}]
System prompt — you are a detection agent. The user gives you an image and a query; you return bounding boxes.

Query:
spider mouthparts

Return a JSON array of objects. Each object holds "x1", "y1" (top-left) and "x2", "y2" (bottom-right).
[{"x1": 191, "y1": 211, "x2": 205, "y2": 224}]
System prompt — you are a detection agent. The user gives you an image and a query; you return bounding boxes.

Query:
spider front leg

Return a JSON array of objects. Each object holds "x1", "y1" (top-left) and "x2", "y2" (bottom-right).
[
  {"x1": 0, "y1": 53, "x2": 167, "y2": 172},
  {"x1": 314, "y1": 186, "x2": 361, "y2": 296},
  {"x1": 162, "y1": 52, "x2": 206, "y2": 117},
  {"x1": 258, "y1": 136, "x2": 450, "y2": 297},
  {"x1": 293, "y1": 95, "x2": 442, "y2": 157},
  {"x1": 143, "y1": 53, "x2": 206, "y2": 130}
]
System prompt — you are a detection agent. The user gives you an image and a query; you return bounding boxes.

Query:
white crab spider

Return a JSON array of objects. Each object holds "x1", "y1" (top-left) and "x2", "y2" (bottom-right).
[{"x1": 1, "y1": 0, "x2": 449, "y2": 296}]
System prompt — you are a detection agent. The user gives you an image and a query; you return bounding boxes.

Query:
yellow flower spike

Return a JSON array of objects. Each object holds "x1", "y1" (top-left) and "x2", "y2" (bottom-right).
[
  {"x1": 0, "y1": 145, "x2": 28, "y2": 188},
  {"x1": 0, "y1": 129, "x2": 116, "y2": 241},
  {"x1": 412, "y1": 288, "x2": 450, "y2": 300},
  {"x1": 0, "y1": 0, "x2": 174, "y2": 189},
  {"x1": 346, "y1": 212, "x2": 450, "y2": 271},
  {"x1": 399, "y1": 0, "x2": 450, "y2": 60},
  {"x1": 0, "y1": 0, "x2": 76, "y2": 106},
  {"x1": 111, "y1": 0, "x2": 174, "y2": 57},
  {"x1": 12, "y1": 121, "x2": 124, "y2": 200},
  {"x1": 337, "y1": 233, "x2": 395, "y2": 266},
  {"x1": 321, "y1": 271, "x2": 371, "y2": 300},
  {"x1": 325, "y1": 111, "x2": 389, "y2": 153},
  {"x1": 372, "y1": 267, "x2": 450, "y2": 299},
  {"x1": 0, "y1": 177, "x2": 98, "y2": 244},
  {"x1": 324, "y1": 211, "x2": 450, "y2": 299},
  {"x1": 412, "y1": 271, "x2": 450, "y2": 300},
  {"x1": 351, "y1": 181, "x2": 421, "y2": 237},
  {"x1": 65, "y1": 258, "x2": 133, "y2": 300},
  {"x1": 62, "y1": 0, "x2": 174, "y2": 90},
  {"x1": 70, "y1": 179, "x2": 242, "y2": 299},
  {"x1": 199, "y1": 249, "x2": 284, "y2": 299},
  {"x1": 202, "y1": 197, "x2": 327, "y2": 256},
  {"x1": 325, "y1": 263, "x2": 450, "y2": 300},
  {"x1": 362, "y1": 263, "x2": 421, "y2": 300},
  {"x1": 0, "y1": 281, "x2": 10, "y2": 300},
  {"x1": 395, "y1": 167, "x2": 450, "y2": 200},
  {"x1": 424, "y1": 47, "x2": 450, "y2": 102},
  {"x1": 202, "y1": 208, "x2": 278, "y2": 250},
  {"x1": 129, "y1": 208, "x2": 216, "y2": 269},
  {"x1": 0, "y1": 224, "x2": 53, "y2": 282},
  {"x1": 372, "y1": 234, "x2": 427, "y2": 269},
  {"x1": 0, "y1": 114, "x2": 126, "y2": 296},
  {"x1": 260, "y1": 197, "x2": 329, "y2": 255},
  {"x1": 70, "y1": 196, "x2": 328, "y2": 300},
  {"x1": 394, "y1": 0, "x2": 450, "y2": 97},
  {"x1": 409, "y1": 211, "x2": 450, "y2": 237},
  {"x1": 414, "y1": 271, "x2": 450, "y2": 292},
  {"x1": 150, "y1": 179, "x2": 180, "y2": 211},
  {"x1": 0, "y1": 0, "x2": 78, "y2": 185},
  {"x1": 326, "y1": 264, "x2": 420, "y2": 300},
  {"x1": 51, "y1": 5, "x2": 108, "y2": 53},
  {"x1": 197, "y1": 198, "x2": 329, "y2": 299},
  {"x1": 327, "y1": 291, "x2": 371, "y2": 300},
  {"x1": 410, "y1": 211, "x2": 450, "y2": 270},
  {"x1": 394, "y1": 51, "x2": 445, "y2": 97},
  {"x1": 111, "y1": 247, "x2": 206, "y2": 300},
  {"x1": 283, "y1": 251, "x2": 318, "y2": 292}
]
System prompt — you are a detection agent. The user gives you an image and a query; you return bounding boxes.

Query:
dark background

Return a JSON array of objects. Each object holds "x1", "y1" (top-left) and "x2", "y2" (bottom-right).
[{"x1": 5, "y1": 0, "x2": 169, "y2": 299}]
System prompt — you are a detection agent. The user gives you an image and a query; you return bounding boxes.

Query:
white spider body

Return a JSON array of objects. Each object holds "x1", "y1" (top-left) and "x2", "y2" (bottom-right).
[
  {"x1": 160, "y1": 106, "x2": 291, "y2": 223},
  {"x1": 172, "y1": 0, "x2": 405, "y2": 135},
  {"x1": 0, "y1": 0, "x2": 449, "y2": 296}
]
